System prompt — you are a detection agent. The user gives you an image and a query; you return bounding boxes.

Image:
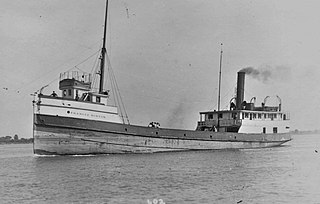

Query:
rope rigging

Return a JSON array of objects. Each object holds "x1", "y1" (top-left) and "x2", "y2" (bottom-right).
[
  {"x1": 105, "y1": 52, "x2": 130, "y2": 125},
  {"x1": 15, "y1": 40, "x2": 102, "y2": 94},
  {"x1": 32, "y1": 49, "x2": 101, "y2": 95}
]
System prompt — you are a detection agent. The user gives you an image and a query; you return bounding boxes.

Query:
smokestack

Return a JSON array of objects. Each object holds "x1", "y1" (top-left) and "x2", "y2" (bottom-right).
[{"x1": 236, "y1": 71, "x2": 245, "y2": 110}]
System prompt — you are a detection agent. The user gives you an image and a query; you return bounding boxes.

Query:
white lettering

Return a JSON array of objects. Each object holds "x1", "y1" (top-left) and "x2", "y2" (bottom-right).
[{"x1": 68, "y1": 111, "x2": 106, "y2": 119}]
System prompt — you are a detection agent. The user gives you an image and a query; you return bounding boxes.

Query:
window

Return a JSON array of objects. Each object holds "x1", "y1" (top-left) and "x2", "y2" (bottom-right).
[
  {"x1": 242, "y1": 113, "x2": 245, "y2": 119},
  {"x1": 96, "y1": 96, "x2": 101, "y2": 103},
  {"x1": 75, "y1": 90, "x2": 79, "y2": 100},
  {"x1": 218, "y1": 113, "x2": 223, "y2": 119},
  {"x1": 273, "y1": 127, "x2": 278, "y2": 133},
  {"x1": 232, "y1": 113, "x2": 237, "y2": 119},
  {"x1": 253, "y1": 113, "x2": 256, "y2": 119},
  {"x1": 270, "y1": 114, "x2": 274, "y2": 120},
  {"x1": 263, "y1": 127, "x2": 266, "y2": 134},
  {"x1": 208, "y1": 114, "x2": 213, "y2": 120},
  {"x1": 258, "y1": 114, "x2": 262, "y2": 119},
  {"x1": 245, "y1": 113, "x2": 249, "y2": 118},
  {"x1": 68, "y1": 89, "x2": 72, "y2": 96}
]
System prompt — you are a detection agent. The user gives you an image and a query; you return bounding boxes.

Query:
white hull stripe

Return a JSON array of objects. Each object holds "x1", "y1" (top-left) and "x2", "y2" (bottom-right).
[{"x1": 39, "y1": 104, "x2": 119, "y2": 115}]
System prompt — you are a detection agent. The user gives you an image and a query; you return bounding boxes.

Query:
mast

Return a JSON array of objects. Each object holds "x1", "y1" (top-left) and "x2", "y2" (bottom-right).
[
  {"x1": 217, "y1": 43, "x2": 223, "y2": 111},
  {"x1": 99, "y1": 0, "x2": 108, "y2": 93}
]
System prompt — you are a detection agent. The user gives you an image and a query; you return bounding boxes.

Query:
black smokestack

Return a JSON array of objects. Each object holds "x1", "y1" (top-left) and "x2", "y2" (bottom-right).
[
  {"x1": 239, "y1": 67, "x2": 271, "y2": 83},
  {"x1": 236, "y1": 71, "x2": 245, "y2": 110}
]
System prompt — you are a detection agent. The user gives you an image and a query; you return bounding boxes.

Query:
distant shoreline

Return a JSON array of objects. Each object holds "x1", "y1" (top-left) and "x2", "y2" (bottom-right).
[{"x1": 291, "y1": 130, "x2": 320, "y2": 135}]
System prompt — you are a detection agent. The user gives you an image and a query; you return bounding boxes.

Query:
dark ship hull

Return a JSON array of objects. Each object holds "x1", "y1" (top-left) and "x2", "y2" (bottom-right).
[{"x1": 33, "y1": 114, "x2": 291, "y2": 155}]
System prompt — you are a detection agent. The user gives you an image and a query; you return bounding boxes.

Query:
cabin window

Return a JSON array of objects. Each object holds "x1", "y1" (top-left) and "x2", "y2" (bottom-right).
[
  {"x1": 273, "y1": 127, "x2": 278, "y2": 133},
  {"x1": 200, "y1": 114, "x2": 204, "y2": 122},
  {"x1": 258, "y1": 114, "x2": 262, "y2": 119},
  {"x1": 232, "y1": 113, "x2": 237, "y2": 119},
  {"x1": 274, "y1": 114, "x2": 277, "y2": 119},
  {"x1": 283, "y1": 114, "x2": 286, "y2": 120},
  {"x1": 68, "y1": 89, "x2": 72, "y2": 96},
  {"x1": 96, "y1": 96, "x2": 101, "y2": 103},
  {"x1": 208, "y1": 114, "x2": 213, "y2": 120},
  {"x1": 253, "y1": 113, "x2": 256, "y2": 119},
  {"x1": 63, "y1": 90, "x2": 67, "y2": 97},
  {"x1": 218, "y1": 113, "x2": 223, "y2": 119},
  {"x1": 245, "y1": 113, "x2": 249, "y2": 118},
  {"x1": 270, "y1": 114, "x2": 274, "y2": 120},
  {"x1": 264, "y1": 114, "x2": 267, "y2": 119},
  {"x1": 242, "y1": 113, "x2": 245, "y2": 119},
  {"x1": 75, "y1": 90, "x2": 79, "y2": 100},
  {"x1": 249, "y1": 113, "x2": 252, "y2": 120},
  {"x1": 263, "y1": 127, "x2": 266, "y2": 134}
]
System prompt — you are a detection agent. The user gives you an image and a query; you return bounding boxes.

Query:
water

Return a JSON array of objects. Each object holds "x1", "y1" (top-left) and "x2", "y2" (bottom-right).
[{"x1": 1, "y1": 134, "x2": 319, "y2": 204}]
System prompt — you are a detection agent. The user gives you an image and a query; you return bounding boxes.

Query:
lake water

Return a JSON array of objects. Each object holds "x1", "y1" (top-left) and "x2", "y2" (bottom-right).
[{"x1": 1, "y1": 134, "x2": 319, "y2": 204}]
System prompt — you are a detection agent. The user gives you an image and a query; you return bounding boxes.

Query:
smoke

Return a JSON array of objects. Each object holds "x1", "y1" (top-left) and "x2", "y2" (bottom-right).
[
  {"x1": 166, "y1": 103, "x2": 185, "y2": 127},
  {"x1": 165, "y1": 100, "x2": 189, "y2": 128},
  {"x1": 239, "y1": 65, "x2": 291, "y2": 83}
]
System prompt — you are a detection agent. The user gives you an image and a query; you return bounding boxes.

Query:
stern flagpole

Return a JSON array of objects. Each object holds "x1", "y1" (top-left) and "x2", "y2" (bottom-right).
[{"x1": 218, "y1": 43, "x2": 223, "y2": 111}]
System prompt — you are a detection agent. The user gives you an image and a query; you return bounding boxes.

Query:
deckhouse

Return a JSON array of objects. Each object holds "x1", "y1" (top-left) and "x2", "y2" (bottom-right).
[
  {"x1": 36, "y1": 70, "x2": 122, "y2": 124},
  {"x1": 196, "y1": 71, "x2": 290, "y2": 134},
  {"x1": 59, "y1": 71, "x2": 109, "y2": 104}
]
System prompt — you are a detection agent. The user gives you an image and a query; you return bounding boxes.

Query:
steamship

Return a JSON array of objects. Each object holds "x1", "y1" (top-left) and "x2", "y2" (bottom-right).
[{"x1": 32, "y1": 1, "x2": 291, "y2": 155}]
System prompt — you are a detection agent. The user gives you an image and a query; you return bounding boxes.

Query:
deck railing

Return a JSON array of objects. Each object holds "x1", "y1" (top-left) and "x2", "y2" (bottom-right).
[{"x1": 59, "y1": 71, "x2": 91, "y2": 83}]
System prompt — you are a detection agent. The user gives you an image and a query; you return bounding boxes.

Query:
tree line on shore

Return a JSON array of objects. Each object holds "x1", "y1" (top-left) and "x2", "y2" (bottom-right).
[{"x1": 0, "y1": 134, "x2": 33, "y2": 144}]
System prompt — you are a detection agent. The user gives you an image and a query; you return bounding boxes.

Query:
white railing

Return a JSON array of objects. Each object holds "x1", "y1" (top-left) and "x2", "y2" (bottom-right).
[{"x1": 60, "y1": 71, "x2": 91, "y2": 83}]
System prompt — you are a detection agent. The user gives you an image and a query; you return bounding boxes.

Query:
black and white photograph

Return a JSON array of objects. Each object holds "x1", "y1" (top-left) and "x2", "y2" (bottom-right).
[{"x1": 1, "y1": 0, "x2": 319, "y2": 203}]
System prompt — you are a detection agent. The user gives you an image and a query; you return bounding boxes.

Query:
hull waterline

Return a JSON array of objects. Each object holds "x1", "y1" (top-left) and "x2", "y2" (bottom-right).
[{"x1": 33, "y1": 114, "x2": 291, "y2": 155}]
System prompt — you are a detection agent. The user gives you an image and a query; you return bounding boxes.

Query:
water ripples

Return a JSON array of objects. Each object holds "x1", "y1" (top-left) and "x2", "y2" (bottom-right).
[{"x1": 1, "y1": 134, "x2": 320, "y2": 203}]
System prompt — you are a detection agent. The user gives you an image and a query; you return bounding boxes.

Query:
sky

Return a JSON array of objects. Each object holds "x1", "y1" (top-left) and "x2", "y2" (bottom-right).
[{"x1": 1, "y1": 0, "x2": 320, "y2": 137}]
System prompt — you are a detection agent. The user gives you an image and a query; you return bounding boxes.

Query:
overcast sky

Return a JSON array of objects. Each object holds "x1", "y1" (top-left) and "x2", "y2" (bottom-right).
[{"x1": 1, "y1": 0, "x2": 320, "y2": 137}]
